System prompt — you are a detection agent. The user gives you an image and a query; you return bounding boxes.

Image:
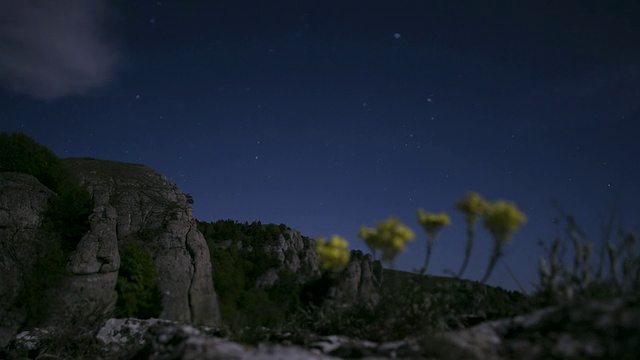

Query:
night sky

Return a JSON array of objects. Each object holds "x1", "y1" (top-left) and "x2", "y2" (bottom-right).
[{"x1": 1, "y1": 1, "x2": 639, "y2": 292}]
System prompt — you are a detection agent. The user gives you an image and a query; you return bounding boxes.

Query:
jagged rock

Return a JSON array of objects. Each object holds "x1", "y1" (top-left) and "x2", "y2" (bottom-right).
[
  {"x1": 255, "y1": 268, "x2": 280, "y2": 288},
  {"x1": 0, "y1": 173, "x2": 55, "y2": 347},
  {"x1": 0, "y1": 159, "x2": 221, "y2": 343},
  {"x1": 94, "y1": 318, "x2": 336, "y2": 360},
  {"x1": 328, "y1": 250, "x2": 382, "y2": 307},
  {"x1": 244, "y1": 229, "x2": 382, "y2": 306},
  {"x1": 424, "y1": 294, "x2": 640, "y2": 360},
  {"x1": 147, "y1": 324, "x2": 336, "y2": 360},
  {"x1": 6, "y1": 295, "x2": 638, "y2": 359},
  {"x1": 63, "y1": 158, "x2": 220, "y2": 326},
  {"x1": 96, "y1": 318, "x2": 180, "y2": 355},
  {"x1": 248, "y1": 228, "x2": 321, "y2": 286}
]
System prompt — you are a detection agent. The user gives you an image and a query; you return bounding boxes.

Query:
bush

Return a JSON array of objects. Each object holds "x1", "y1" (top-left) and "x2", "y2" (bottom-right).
[
  {"x1": 198, "y1": 219, "x2": 304, "y2": 336},
  {"x1": 17, "y1": 238, "x2": 68, "y2": 325},
  {"x1": 115, "y1": 241, "x2": 162, "y2": 319},
  {"x1": 41, "y1": 186, "x2": 93, "y2": 252},
  {"x1": 0, "y1": 132, "x2": 95, "y2": 325},
  {"x1": 533, "y1": 204, "x2": 640, "y2": 307},
  {"x1": 0, "y1": 132, "x2": 63, "y2": 192}
]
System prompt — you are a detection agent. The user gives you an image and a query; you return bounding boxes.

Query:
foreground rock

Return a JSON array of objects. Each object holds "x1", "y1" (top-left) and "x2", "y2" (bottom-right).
[
  {"x1": 6, "y1": 295, "x2": 639, "y2": 359},
  {"x1": 425, "y1": 294, "x2": 640, "y2": 359}
]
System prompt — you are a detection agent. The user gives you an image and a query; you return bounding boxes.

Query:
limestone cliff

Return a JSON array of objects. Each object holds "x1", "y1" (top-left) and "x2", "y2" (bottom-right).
[
  {"x1": 0, "y1": 158, "x2": 221, "y2": 346},
  {"x1": 61, "y1": 158, "x2": 220, "y2": 326},
  {"x1": 0, "y1": 172, "x2": 55, "y2": 346},
  {"x1": 216, "y1": 226, "x2": 383, "y2": 305}
]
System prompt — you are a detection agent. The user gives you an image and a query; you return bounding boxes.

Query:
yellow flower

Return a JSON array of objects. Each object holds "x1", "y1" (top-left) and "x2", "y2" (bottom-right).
[
  {"x1": 455, "y1": 192, "x2": 487, "y2": 224},
  {"x1": 315, "y1": 235, "x2": 351, "y2": 271},
  {"x1": 359, "y1": 226, "x2": 383, "y2": 249},
  {"x1": 481, "y1": 200, "x2": 527, "y2": 243},
  {"x1": 359, "y1": 217, "x2": 415, "y2": 265},
  {"x1": 417, "y1": 209, "x2": 451, "y2": 238},
  {"x1": 377, "y1": 217, "x2": 415, "y2": 245}
]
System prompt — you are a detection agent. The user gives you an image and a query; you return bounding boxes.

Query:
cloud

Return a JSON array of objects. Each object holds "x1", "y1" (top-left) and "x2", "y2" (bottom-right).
[{"x1": 0, "y1": 0, "x2": 120, "y2": 100}]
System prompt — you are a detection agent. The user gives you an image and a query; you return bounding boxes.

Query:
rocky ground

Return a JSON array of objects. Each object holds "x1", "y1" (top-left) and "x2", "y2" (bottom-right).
[{"x1": 4, "y1": 294, "x2": 639, "y2": 359}]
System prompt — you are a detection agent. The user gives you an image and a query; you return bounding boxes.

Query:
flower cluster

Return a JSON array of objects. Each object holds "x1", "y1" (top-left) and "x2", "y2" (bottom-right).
[
  {"x1": 359, "y1": 217, "x2": 415, "y2": 266},
  {"x1": 416, "y1": 209, "x2": 451, "y2": 273},
  {"x1": 417, "y1": 210, "x2": 451, "y2": 238},
  {"x1": 316, "y1": 191, "x2": 527, "y2": 283},
  {"x1": 315, "y1": 235, "x2": 351, "y2": 271},
  {"x1": 455, "y1": 192, "x2": 486, "y2": 226},
  {"x1": 482, "y1": 200, "x2": 527, "y2": 243}
]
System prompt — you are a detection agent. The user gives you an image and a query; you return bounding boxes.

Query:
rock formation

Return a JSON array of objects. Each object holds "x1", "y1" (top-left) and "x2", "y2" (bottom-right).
[
  {"x1": 61, "y1": 158, "x2": 220, "y2": 326},
  {"x1": 327, "y1": 250, "x2": 382, "y2": 307},
  {"x1": 217, "y1": 226, "x2": 382, "y2": 305},
  {"x1": 251, "y1": 228, "x2": 319, "y2": 283},
  {"x1": 0, "y1": 173, "x2": 55, "y2": 346},
  {"x1": 0, "y1": 158, "x2": 221, "y2": 347}
]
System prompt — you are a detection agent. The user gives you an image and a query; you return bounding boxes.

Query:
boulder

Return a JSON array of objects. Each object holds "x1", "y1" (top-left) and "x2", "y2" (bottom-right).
[{"x1": 424, "y1": 294, "x2": 640, "y2": 359}]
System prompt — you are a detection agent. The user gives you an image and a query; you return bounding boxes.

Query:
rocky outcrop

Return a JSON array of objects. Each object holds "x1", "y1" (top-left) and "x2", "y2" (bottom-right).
[
  {"x1": 232, "y1": 228, "x2": 321, "y2": 286},
  {"x1": 0, "y1": 158, "x2": 221, "y2": 346},
  {"x1": 221, "y1": 228, "x2": 382, "y2": 305},
  {"x1": 0, "y1": 173, "x2": 55, "y2": 346},
  {"x1": 62, "y1": 158, "x2": 220, "y2": 326},
  {"x1": 7, "y1": 294, "x2": 638, "y2": 359},
  {"x1": 328, "y1": 250, "x2": 382, "y2": 307}
]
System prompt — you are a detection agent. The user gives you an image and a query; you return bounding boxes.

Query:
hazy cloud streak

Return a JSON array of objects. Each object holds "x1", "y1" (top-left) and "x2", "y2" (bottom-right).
[{"x1": 0, "y1": 0, "x2": 120, "y2": 99}]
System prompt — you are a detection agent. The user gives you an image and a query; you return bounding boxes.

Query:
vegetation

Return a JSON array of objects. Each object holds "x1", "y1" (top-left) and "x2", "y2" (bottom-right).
[
  {"x1": 198, "y1": 216, "x2": 536, "y2": 344},
  {"x1": 3, "y1": 131, "x2": 638, "y2": 356},
  {"x1": 16, "y1": 237, "x2": 69, "y2": 325},
  {"x1": 1, "y1": 132, "x2": 94, "y2": 325},
  {"x1": 533, "y1": 202, "x2": 640, "y2": 306},
  {"x1": 197, "y1": 219, "x2": 303, "y2": 336},
  {"x1": 41, "y1": 186, "x2": 93, "y2": 252},
  {"x1": 115, "y1": 240, "x2": 162, "y2": 319},
  {"x1": 315, "y1": 235, "x2": 350, "y2": 271},
  {"x1": 0, "y1": 132, "x2": 62, "y2": 192}
]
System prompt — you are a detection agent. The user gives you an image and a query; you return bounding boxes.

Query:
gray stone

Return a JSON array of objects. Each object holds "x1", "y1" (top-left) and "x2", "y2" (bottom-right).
[
  {"x1": 63, "y1": 158, "x2": 221, "y2": 327},
  {"x1": 7, "y1": 295, "x2": 640, "y2": 359},
  {"x1": 425, "y1": 294, "x2": 640, "y2": 360},
  {"x1": 246, "y1": 229, "x2": 382, "y2": 306},
  {"x1": 0, "y1": 173, "x2": 54, "y2": 347},
  {"x1": 255, "y1": 268, "x2": 280, "y2": 288},
  {"x1": 328, "y1": 250, "x2": 381, "y2": 307},
  {"x1": 0, "y1": 159, "x2": 221, "y2": 343}
]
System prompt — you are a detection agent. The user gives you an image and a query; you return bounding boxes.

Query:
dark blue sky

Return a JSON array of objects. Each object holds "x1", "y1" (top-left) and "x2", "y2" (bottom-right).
[{"x1": 1, "y1": 1, "x2": 639, "y2": 292}]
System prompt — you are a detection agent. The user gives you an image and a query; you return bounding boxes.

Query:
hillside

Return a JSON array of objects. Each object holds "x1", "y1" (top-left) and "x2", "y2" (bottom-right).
[{"x1": 196, "y1": 218, "x2": 536, "y2": 342}]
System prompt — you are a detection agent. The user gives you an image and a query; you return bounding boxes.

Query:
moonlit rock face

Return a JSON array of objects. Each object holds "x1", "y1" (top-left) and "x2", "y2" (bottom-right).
[{"x1": 63, "y1": 158, "x2": 221, "y2": 326}]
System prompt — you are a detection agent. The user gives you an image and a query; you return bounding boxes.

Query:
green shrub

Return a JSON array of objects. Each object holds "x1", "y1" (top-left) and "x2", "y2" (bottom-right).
[
  {"x1": 199, "y1": 219, "x2": 304, "y2": 336},
  {"x1": 17, "y1": 238, "x2": 68, "y2": 325},
  {"x1": 0, "y1": 132, "x2": 63, "y2": 192},
  {"x1": 533, "y1": 204, "x2": 640, "y2": 306},
  {"x1": 0, "y1": 132, "x2": 96, "y2": 325},
  {"x1": 115, "y1": 241, "x2": 162, "y2": 319},
  {"x1": 41, "y1": 186, "x2": 93, "y2": 252}
]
